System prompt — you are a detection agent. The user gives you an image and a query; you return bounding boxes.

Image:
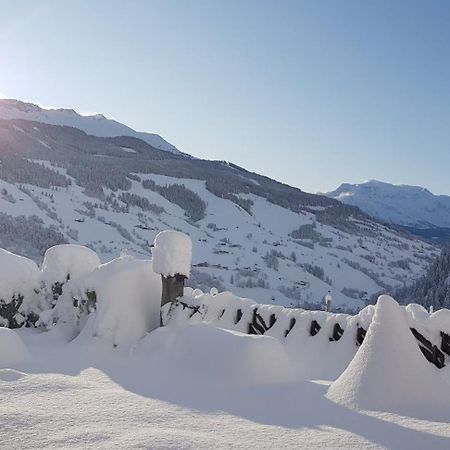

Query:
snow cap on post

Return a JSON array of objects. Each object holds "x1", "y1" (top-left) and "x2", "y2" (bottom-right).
[{"x1": 152, "y1": 230, "x2": 192, "y2": 278}]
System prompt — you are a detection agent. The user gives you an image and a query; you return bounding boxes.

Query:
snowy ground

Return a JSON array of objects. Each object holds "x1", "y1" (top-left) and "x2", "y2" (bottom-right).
[{"x1": 1, "y1": 325, "x2": 450, "y2": 450}]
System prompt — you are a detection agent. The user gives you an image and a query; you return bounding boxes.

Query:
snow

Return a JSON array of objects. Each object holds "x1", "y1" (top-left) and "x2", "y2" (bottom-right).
[
  {"x1": 327, "y1": 295, "x2": 450, "y2": 418},
  {"x1": 137, "y1": 322, "x2": 294, "y2": 386},
  {"x1": 1, "y1": 318, "x2": 450, "y2": 449},
  {"x1": 0, "y1": 368, "x2": 27, "y2": 382},
  {"x1": 41, "y1": 244, "x2": 101, "y2": 284},
  {"x1": 0, "y1": 263, "x2": 449, "y2": 449},
  {"x1": 74, "y1": 255, "x2": 162, "y2": 348},
  {"x1": 152, "y1": 230, "x2": 192, "y2": 277},
  {"x1": 0, "y1": 328, "x2": 29, "y2": 367}
]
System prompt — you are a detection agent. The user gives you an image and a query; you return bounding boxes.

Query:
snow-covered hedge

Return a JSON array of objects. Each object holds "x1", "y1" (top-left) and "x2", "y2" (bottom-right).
[
  {"x1": 71, "y1": 255, "x2": 161, "y2": 348},
  {"x1": 41, "y1": 244, "x2": 101, "y2": 288},
  {"x1": 0, "y1": 248, "x2": 41, "y2": 327},
  {"x1": 0, "y1": 245, "x2": 162, "y2": 350}
]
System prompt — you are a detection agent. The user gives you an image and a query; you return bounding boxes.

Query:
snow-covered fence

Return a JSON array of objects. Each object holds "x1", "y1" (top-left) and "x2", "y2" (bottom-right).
[
  {"x1": 162, "y1": 289, "x2": 450, "y2": 369},
  {"x1": 1, "y1": 237, "x2": 449, "y2": 366}
]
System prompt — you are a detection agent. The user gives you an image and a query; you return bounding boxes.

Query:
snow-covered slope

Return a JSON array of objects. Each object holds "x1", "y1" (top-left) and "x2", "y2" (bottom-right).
[
  {"x1": 0, "y1": 99, "x2": 179, "y2": 153},
  {"x1": 0, "y1": 116, "x2": 439, "y2": 311},
  {"x1": 326, "y1": 180, "x2": 450, "y2": 229}
]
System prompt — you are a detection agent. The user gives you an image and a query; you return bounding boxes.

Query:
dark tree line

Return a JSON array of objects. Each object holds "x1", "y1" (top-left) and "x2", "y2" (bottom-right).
[
  {"x1": 397, "y1": 247, "x2": 450, "y2": 310},
  {"x1": 142, "y1": 179, "x2": 206, "y2": 222},
  {"x1": 0, "y1": 213, "x2": 67, "y2": 259}
]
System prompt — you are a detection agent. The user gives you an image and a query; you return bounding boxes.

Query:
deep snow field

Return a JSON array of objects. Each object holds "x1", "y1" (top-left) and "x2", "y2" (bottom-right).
[{"x1": 2, "y1": 296, "x2": 450, "y2": 450}]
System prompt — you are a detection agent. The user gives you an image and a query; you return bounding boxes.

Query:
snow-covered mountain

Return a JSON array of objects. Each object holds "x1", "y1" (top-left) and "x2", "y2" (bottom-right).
[
  {"x1": 0, "y1": 108, "x2": 439, "y2": 311},
  {"x1": 0, "y1": 99, "x2": 179, "y2": 153},
  {"x1": 326, "y1": 180, "x2": 450, "y2": 229}
]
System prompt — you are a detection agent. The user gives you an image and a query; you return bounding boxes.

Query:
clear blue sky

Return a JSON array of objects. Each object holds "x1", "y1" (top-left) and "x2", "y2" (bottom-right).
[{"x1": 1, "y1": 0, "x2": 449, "y2": 194}]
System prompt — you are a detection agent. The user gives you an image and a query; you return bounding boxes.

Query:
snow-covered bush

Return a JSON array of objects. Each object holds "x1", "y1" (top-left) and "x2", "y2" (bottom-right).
[
  {"x1": 41, "y1": 244, "x2": 100, "y2": 291},
  {"x1": 33, "y1": 244, "x2": 102, "y2": 325},
  {"x1": 69, "y1": 255, "x2": 162, "y2": 348},
  {"x1": 0, "y1": 248, "x2": 40, "y2": 328}
]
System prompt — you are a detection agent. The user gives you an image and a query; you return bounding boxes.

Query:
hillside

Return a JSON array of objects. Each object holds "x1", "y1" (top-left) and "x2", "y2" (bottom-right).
[{"x1": 0, "y1": 110, "x2": 439, "y2": 311}]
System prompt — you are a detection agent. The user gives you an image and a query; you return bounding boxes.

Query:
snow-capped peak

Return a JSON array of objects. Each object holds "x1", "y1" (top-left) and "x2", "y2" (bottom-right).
[{"x1": 326, "y1": 180, "x2": 450, "y2": 229}]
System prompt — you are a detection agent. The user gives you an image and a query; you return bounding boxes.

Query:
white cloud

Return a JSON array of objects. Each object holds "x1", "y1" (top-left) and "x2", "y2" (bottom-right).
[{"x1": 34, "y1": 101, "x2": 59, "y2": 110}]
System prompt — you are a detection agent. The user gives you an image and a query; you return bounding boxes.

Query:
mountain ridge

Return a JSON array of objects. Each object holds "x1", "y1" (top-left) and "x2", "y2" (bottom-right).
[
  {"x1": 0, "y1": 98, "x2": 179, "y2": 154},
  {"x1": 326, "y1": 180, "x2": 450, "y2": 230}
]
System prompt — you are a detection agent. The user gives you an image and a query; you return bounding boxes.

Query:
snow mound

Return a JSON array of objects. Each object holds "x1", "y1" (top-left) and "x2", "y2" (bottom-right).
[
  {"x1": 327, "y1": 295, "x2": 450, "y2": 417},
  {"x1": 42, "y1": 244, "x2": 101, "y2": 284},
  {"x1": 138, "y1": 323, "x2": 294, "y2": 386},
  {"x1": 0, "y1": 248, "x2": 39, "y2": 302},
  {"x1": 75, "y1": 255, "x2": 161, "y2": 349},
  {"x1": 0, "y1": 328, "x2": 29, "y2": 367},
  {"x1": 152, "y1": 230, "x2": 192, "y2": 277}
]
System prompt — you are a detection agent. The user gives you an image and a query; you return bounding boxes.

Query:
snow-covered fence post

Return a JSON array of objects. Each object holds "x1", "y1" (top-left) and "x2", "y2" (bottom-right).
[
  {"x1": 152, "y1": 231, "x2": 192, "y2": 312},
  {"x1": 325, "y1": 293, "x2": 332, "y2": 312}
]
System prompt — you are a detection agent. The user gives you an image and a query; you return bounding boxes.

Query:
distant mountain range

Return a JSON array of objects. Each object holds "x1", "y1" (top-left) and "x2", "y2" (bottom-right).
[
  {"x1": 0, "y1": 99, "x2": 439, "y2": 310},
  {"x1": 0, "y1": 99, "x2": 179, "y2": 153},
  {"x1": 326, "y1": 180, "x2": 450, "y2": 243}
]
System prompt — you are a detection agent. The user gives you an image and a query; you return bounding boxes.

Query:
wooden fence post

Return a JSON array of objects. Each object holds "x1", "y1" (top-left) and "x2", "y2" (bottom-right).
[
  {"x1": 160, "y1": 273, "x2": 187, "y2": 308},
  {"x1": 152, "y1": 230, "x2": 193, "y2": 326}
]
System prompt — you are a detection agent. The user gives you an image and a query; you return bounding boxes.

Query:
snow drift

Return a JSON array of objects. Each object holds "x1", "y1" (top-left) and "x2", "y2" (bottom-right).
[
  {"x1": 0, "y1": 327, "x2": 29, "y2": 367},
  {"x1": 137, "y1": 322, "x2": 294, "y2": 386},
  {"x1": 327, "y1": 295, "x2": 450, "y2": 417}
]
